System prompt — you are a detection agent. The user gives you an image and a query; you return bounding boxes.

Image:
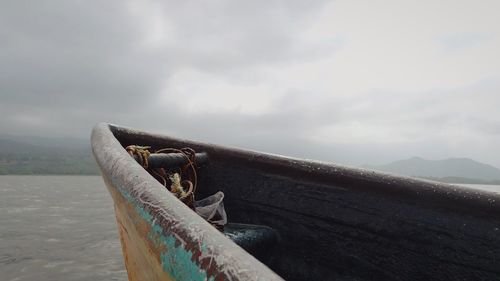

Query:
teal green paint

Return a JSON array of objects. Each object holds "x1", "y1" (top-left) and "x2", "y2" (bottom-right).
[
  {"x1": 161, "y1": 236, "x2": 215, "y2": 281},
  {"x1": 114, "y1": 183, "x2": 212, "y2": 281}
]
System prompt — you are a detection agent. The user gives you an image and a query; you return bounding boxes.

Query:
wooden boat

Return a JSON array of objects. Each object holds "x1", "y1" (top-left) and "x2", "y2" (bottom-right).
[{"x1": 91, "y1": 123, "x2": 500, "y2": 281}]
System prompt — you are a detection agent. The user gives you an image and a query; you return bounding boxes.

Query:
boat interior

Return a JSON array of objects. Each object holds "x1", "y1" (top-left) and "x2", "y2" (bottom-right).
[{"x1": 112, "y1": 126, "x2": 500, "y2": 281}]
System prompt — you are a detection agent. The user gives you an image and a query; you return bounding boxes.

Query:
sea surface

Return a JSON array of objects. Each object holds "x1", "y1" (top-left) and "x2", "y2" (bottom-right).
[
  {"x1": 0, "y1": 176, "x2": 126, "y2": 281},
  {"x1": 461, "y1": 183, "x2": 500, "y2": 194},
  {"x1": 1, "y1": 176, "x2": 500, "y2": 281}
]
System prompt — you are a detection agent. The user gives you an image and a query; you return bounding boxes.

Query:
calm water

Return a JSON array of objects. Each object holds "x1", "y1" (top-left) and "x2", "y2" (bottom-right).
[
  {"x1": 1, "y1": 176, "x2": 499, "y2": 281},
  {"x1": 461, "y1": 183, "x2": 500, "y2": 194},
  {"x1": 0, "y1": 176, "x2": 126, "y2": 281}
]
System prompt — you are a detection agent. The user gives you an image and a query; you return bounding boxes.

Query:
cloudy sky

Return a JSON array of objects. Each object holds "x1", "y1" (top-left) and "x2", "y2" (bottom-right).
[{"x1": 1, "y1": 0, "x2": 499, "y2": 166}]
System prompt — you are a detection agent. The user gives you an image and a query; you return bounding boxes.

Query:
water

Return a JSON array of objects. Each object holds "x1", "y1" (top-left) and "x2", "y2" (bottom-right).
[
  {"x1": 0, "y1": 176, "x2": 126, "y2": 281},
  {"x1": 1, "y1": 176, "x2": 499, "y2": 281},
  {"x1": 459, "y1": 183, "x2": 500, "y2": 194}
]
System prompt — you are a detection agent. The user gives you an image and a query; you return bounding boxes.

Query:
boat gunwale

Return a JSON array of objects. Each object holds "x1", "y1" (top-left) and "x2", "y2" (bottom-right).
[
  {"x1": 108, "y1": 123, "x2": 500, "y2": 217},
  {"x1": 91, "y1": 122, "x2": 284, "y2": 281}
]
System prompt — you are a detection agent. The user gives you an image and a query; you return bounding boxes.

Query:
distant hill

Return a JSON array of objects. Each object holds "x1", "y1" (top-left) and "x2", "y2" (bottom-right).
[
  {"x1": 0, "y1": 135, "x2": 98, "y2": 175},
  {"x1": 363, "y1": 157, "x2": 500, "y2": 184}
]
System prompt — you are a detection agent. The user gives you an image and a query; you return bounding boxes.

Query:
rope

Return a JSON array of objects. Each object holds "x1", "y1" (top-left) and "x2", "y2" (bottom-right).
[
  {"x1": 126, "y1": 145, "x2": 225, "y2": 230},
  {"x1": 155, "y1": 147, "x2": 198, "y2": 197},
  {"x1": 125, "y1": 145, "x2": 198, "y2": 208},
  {"x1": 125, "y1": 145, "x2": 151, "y2": 169}
]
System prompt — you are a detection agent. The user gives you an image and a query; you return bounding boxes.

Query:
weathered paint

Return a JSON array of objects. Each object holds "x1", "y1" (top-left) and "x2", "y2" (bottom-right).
[
  {"x1": 114, "y1": 197, "x2": 174, "y2": 281},
  {"x1": 93, "y1": 123, "x2": 500, "y2": 281},
  {"x1": 92, "y1": 123, "x2": 284, "y2": 281},
  {"x1": 108, "y1": 180, "x2": 212, "y2": 281},
  {"x1": 114, "y1": 184, "x2": 212, "y2": 281}
]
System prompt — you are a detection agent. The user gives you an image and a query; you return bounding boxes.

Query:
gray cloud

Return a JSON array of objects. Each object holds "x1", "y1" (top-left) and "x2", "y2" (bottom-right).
[
  {"x1": 0, "y1": 0, "x2": 330, "y2": 126},
  {"x1": 1, "y1": 0, "x2": 499, "y2": 167}
]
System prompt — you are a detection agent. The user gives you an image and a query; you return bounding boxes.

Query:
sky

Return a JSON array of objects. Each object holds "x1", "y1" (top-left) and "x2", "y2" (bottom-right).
[{"x1": 1, "y1": 0, "x2": 499, "y2": 167}]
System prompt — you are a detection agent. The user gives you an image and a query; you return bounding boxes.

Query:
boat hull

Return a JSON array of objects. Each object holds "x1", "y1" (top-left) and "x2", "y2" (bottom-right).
[
  {"x1": 92, "y1": 123, "x2": 283, "y2": 281},
  {"x1": 108, "y1": 179, "x2": 174, "y2": 281},
  {"x1": 92, "y1": 123, "x2": 500, "y2": 281}
]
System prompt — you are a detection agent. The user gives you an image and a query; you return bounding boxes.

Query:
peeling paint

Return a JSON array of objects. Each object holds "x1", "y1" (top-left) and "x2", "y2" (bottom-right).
[{"x1": 118, "y1": 184, "x2": 213, "y2": 281}]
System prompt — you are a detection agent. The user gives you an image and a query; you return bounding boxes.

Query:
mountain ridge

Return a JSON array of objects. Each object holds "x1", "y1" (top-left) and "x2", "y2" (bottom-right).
[
  {"x1": 363, "y1": 157, "x2": 500, "y2": 183},
  {"x1": 2, "y1": 135, "x2": 500, "y2": 180}
]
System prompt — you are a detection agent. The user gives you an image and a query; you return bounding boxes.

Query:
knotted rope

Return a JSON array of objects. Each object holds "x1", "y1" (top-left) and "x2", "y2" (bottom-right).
[
  {"x1": 125, "y1": 145, "x2": 151, "y2": 169},
  {"x1": 125, "y1": 145, "x2": 197, "y2": 208}
]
